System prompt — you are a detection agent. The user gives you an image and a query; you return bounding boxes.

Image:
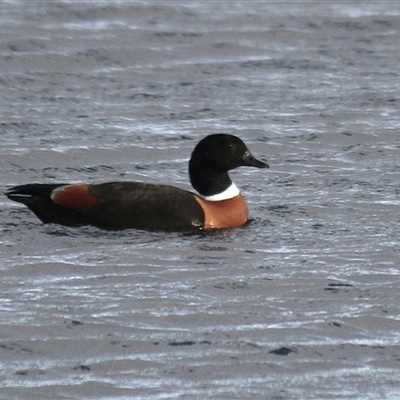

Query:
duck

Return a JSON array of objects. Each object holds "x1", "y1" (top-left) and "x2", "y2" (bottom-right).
[{"x1": 6, "y1": 134, "x2": 269, "y2": 231}]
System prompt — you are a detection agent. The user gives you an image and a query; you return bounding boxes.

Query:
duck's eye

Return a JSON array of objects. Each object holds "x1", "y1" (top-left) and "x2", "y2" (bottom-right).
[{"x1": 228, "y1": 143, "x2": 233, "y2": 149}]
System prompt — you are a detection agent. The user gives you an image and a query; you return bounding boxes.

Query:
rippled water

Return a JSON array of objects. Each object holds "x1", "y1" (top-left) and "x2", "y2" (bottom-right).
[{"x1": 1, "y1": 2, "x2": 400, "y2": 399}]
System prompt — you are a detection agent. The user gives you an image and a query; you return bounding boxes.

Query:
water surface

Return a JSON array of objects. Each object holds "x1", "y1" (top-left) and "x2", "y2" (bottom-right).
[{"x1": 1, "y1": 2, "x2": 400, "y2": 399}]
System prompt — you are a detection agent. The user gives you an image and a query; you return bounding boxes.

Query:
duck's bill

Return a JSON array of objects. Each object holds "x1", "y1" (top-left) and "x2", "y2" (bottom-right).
[{"x1": 242, "y1": 151, "x2": 269, "y2": 168}]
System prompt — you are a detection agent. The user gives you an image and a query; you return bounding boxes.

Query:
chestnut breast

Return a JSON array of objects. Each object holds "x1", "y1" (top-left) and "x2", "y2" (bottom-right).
[{"x1": 194, "y1": 194, "x2": 249, "y2": 229}]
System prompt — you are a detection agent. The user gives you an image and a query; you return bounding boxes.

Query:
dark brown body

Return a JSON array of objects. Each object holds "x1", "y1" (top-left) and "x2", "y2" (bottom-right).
[
  {"x1": 6, "y1": 182, "x2": 249, "y2": 231},
  {"x1": 8, "y1": 182, "x2": 203, "y2": 231}
]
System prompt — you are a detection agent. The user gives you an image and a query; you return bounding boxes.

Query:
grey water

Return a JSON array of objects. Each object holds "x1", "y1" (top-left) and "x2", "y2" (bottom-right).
[{"x1": 1, "y1": 1, "x2": 400, "y2": 399}]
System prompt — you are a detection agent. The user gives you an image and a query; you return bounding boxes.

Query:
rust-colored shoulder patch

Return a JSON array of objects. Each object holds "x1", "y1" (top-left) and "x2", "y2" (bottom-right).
[
  {"x1": 194, "y1": 194, "x2": 248, "y2": 229},
  {"x1": 51, "y1": 184, "x2": 99, "y2": 210}
]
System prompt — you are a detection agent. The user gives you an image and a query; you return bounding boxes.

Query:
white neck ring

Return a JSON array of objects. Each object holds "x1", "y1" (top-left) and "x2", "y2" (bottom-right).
[{"x1": 202, "y1": 183, "x2": 240, "y2": 202}]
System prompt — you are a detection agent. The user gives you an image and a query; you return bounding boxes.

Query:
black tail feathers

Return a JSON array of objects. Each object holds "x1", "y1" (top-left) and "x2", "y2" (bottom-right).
[{"x1": 6, "y1": 184, "x2": 66, "y2": 202}]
